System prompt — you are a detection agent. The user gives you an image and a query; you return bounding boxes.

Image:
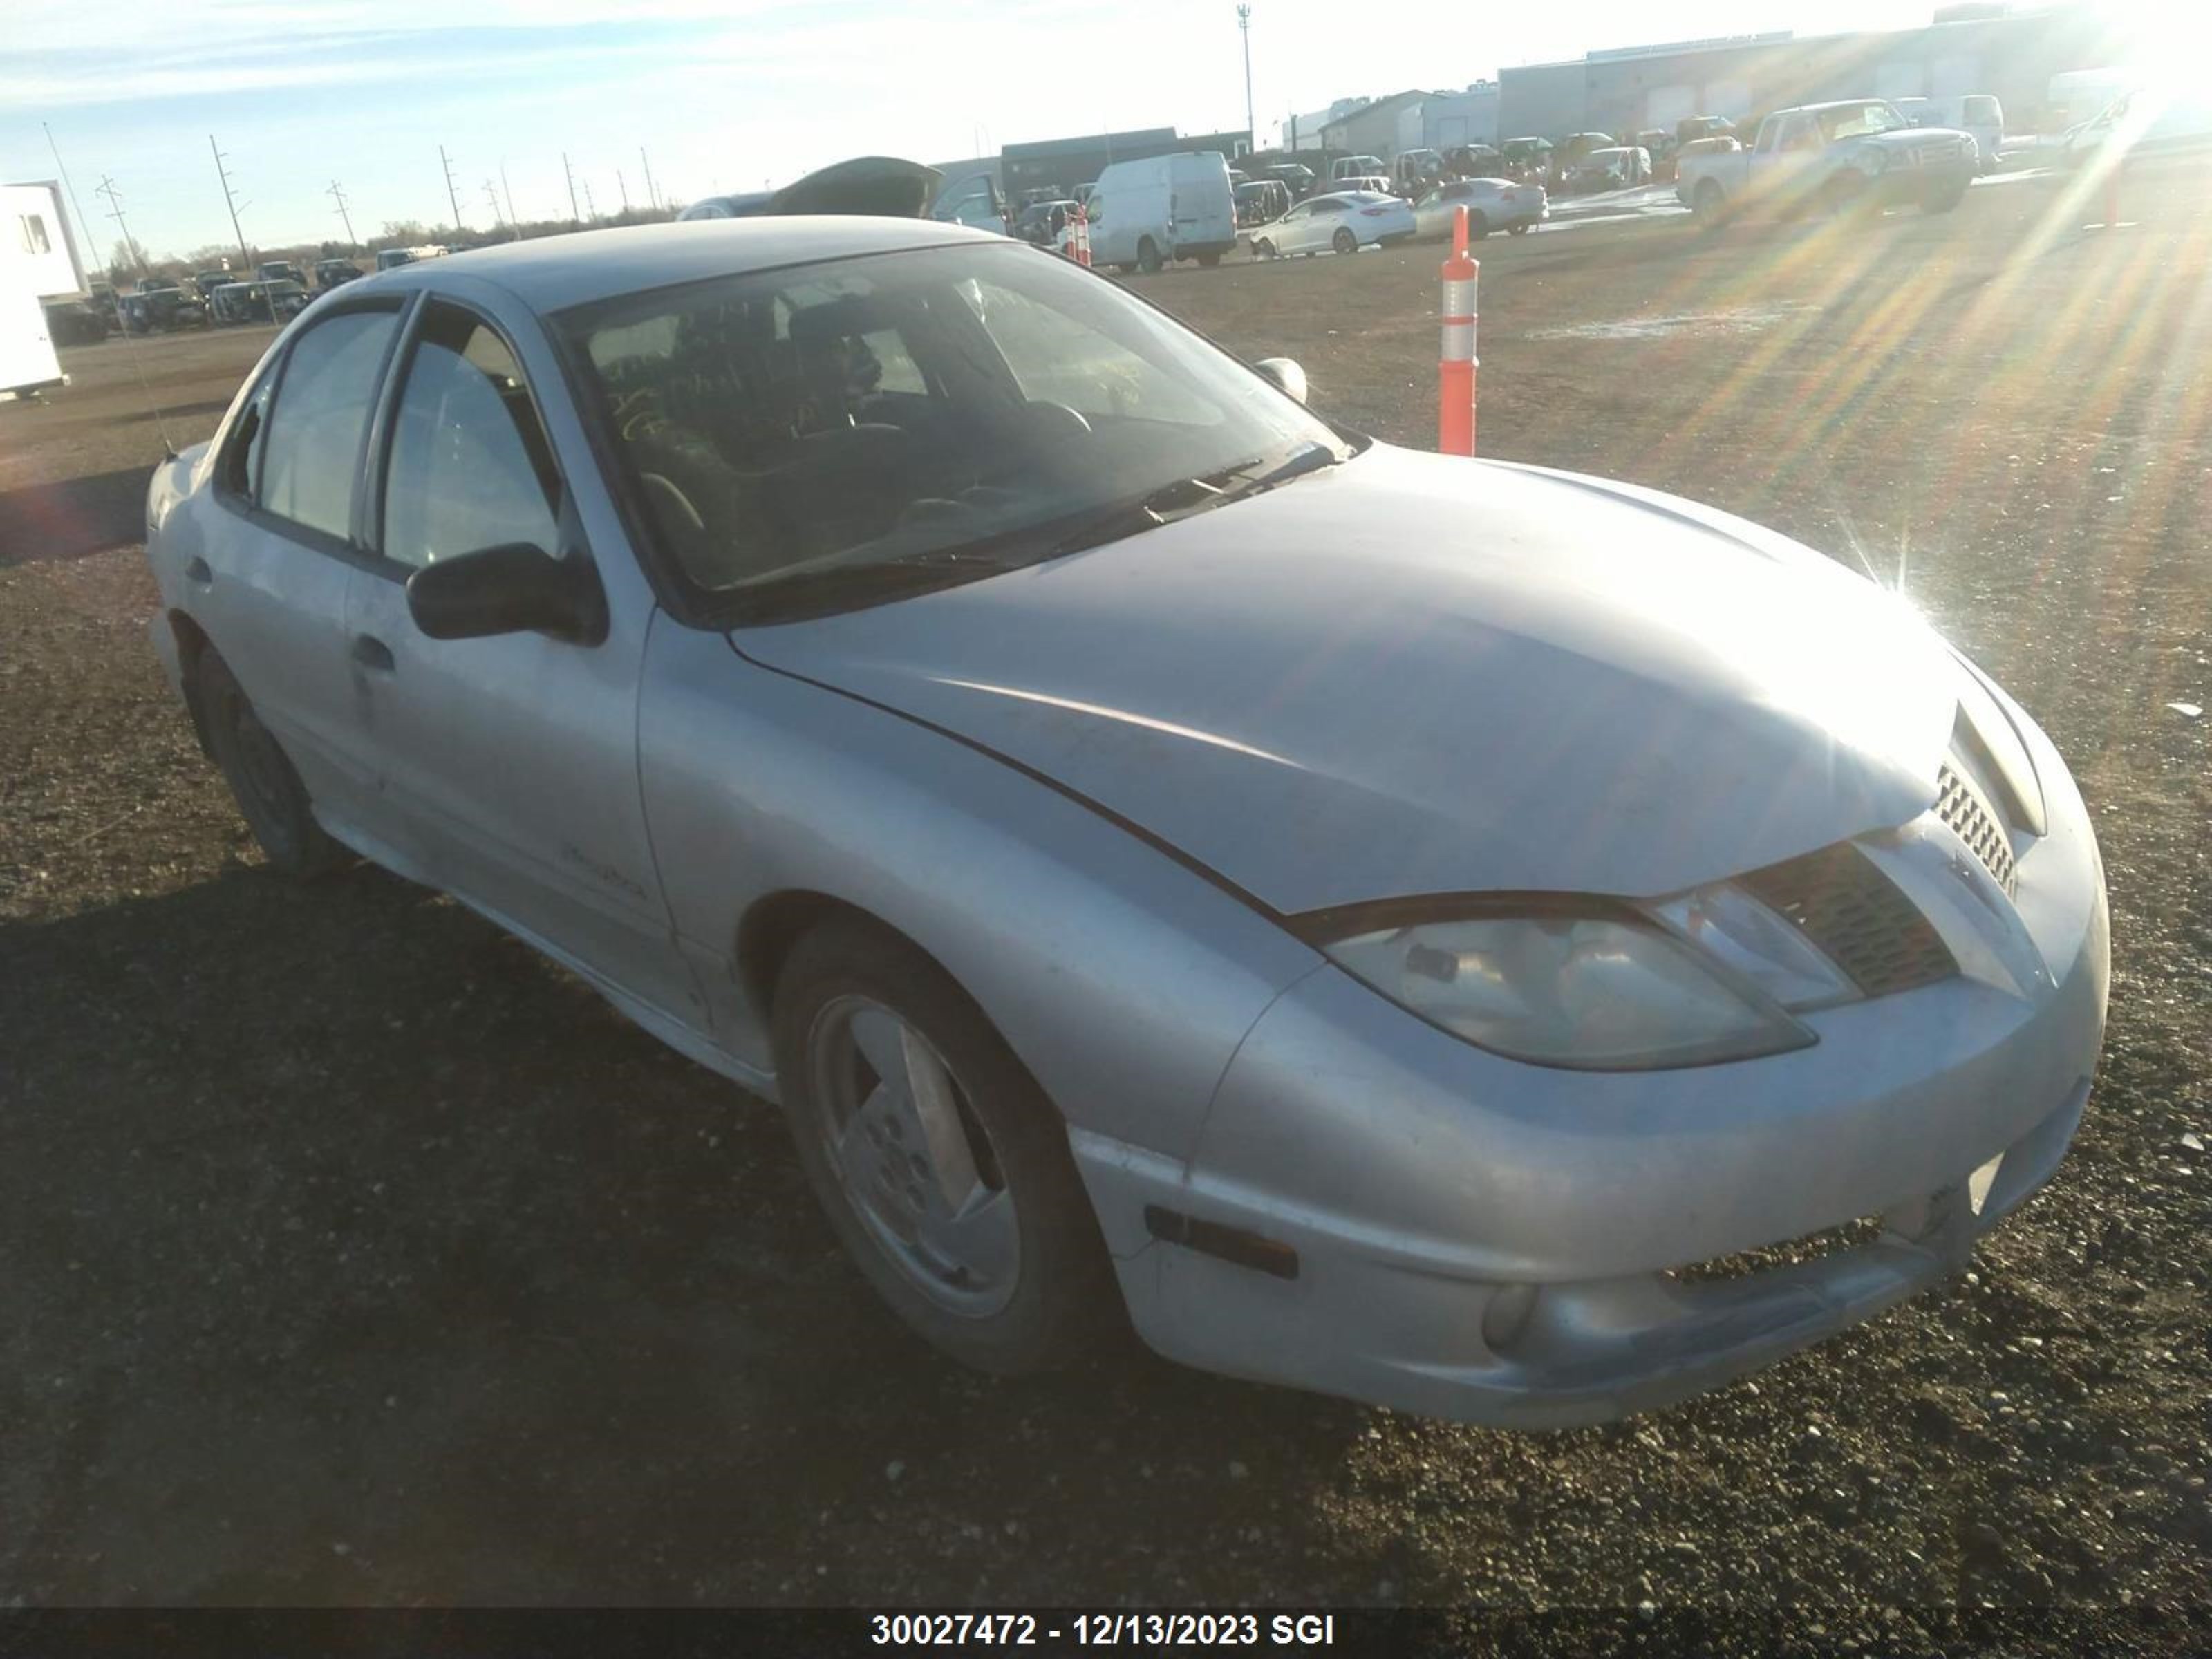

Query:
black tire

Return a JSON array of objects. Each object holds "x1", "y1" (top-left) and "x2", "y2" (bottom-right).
[
  {"x1": 772, "y1": 916, "x2": 1118, "y2": 1375},
  {"x1": 1253, "y1": 237, "x2": 1276, "y2": 260},
  {"x1": 1693, "y1": 179, "x2": 1727, "y2": 231},
  {"x1": 1924, "y1": 183, "x2": 1968, "y2": 214},
  {"x1": 1196, "y1": 250, "x2": 1221, "y2": 268},
  {"x1": 1507, "y1": 222, "x2": 1531, "y2": 236},
  {"x1": 1468, "y1": 211, "x2": 1490, "y2": 240},
  {"x1": 1823, "y1": 174, "x2": 1872, "y2": 223},
  {"x1": 1332, "y1": 227, "x2": 1358, "y2": 255},
  {"x1": 1113, "y1": 263, "x2": 1136, "y2": 275},
  {"x1": 1136, "y1": 237, "x2": 1163, "y2": 274},
  {"x1": 197, "y1": 649, "x2": 344, "y2": 877}
]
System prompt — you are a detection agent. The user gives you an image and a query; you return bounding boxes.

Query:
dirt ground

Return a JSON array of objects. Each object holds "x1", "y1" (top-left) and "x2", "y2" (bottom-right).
[{"x1": 3, "y1": 160, "x2": 2209, "y2": 1627}]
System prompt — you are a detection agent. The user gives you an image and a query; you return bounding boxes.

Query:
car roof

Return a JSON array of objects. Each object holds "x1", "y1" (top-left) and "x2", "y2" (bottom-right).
[{"x1": 345, "y1": 216, "x2": 1000, "y2": 313}]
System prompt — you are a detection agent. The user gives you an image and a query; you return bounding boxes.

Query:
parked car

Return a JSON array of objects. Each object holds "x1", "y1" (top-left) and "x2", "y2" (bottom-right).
[
  {"x1": 1443, "y1": 144, "x2": 1504, "y2": 179},
  {"x1": 1330, "y1": 153, "x2": 1386, "y2": 182},
  {"x1": 1234, "y1": 179, "x2": 1291, "y2": 227},
  {"x1": 1250, "y1": 189, "x2": 1416, "y2": 257},
  {"x1": 1891, "y1": 95, "x2": 2005, "y2": 172},
  {"x1": 208, "y1": 279, "x2": 308, "y2": 325},
  {"x1": 1410, "y1": 177, "x2": 1547, "y2": 239},
  {"x1": 256, "y1": 261, "x2": 308, "y2": 288},
  {"x1": 1564, "y1": 146, "x2": 1652, "y2": 193},
  {"x1": 41, "y1": 297, "x2": 108, "y2": 346},
  {"x1": 1549, "y1": 133, "x2": 1618, "y2": 186},
  {"x1": 1089, "y1": 151, "x2": 1237, "y2": 272},
  {"x1": 1263, "y1": 162, "x2": 1316, "y2": 200},
  {"x1": 142, "y1": 216, "x2": 2108, "y2": 1428},
  {"x1": 86, "y1": 283, "x2": 120, "y2": 328},
  {"x1": 316, "y1": 258, "x2": 364, "y2": 291},
  {"x1": 2063, "y1": 87, "x2": 2212, "y2": 167},
  {"x1": 1391, "y1": 148, "x2": 1446, "y2": 195},
  {"x1": 120, "y1": 287, "x2": 209, "y2": 332},
  {"x1": 1676, "y1": 100, "x2": 1976, "y2": 225},
  {"x1": 191, "y1": 270, "x2": 235, "y2": 304},
  {"x1": 1675, "y1": 114, "x2": 1736, "y2": 147},
  {"x1": 1012, "y1": 199, "x2": 1079, "y2": 247},
  {"x1": 1333, "y1": 174, "x2": 1392, "y2": 198},
  {"x1": 1499, "y1": 137, "x2": 1553, "y2": 181}
]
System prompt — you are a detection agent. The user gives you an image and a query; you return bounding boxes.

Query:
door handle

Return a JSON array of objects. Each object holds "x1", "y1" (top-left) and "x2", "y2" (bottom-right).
[
  {"x1": 184, "y1": 556, "x2": 213, "y2": 585},
  {"x1": 351, "y1": 634, "x2": 395, "y2": 673}
]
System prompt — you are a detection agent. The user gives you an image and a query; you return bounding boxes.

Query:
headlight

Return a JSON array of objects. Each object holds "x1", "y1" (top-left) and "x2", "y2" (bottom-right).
[{"x1": 1322, "y1": 897, "x2": 1838, "y2": 1071}]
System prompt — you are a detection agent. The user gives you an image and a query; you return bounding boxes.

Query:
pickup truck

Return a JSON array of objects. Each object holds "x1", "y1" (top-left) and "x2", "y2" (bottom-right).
[{"x1": 1675, "y1": 100, "x2": 1976, "y2": 226}]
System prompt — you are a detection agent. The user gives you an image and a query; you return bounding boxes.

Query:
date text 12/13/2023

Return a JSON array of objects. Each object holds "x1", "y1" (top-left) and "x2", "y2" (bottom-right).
[{"x1": 870, "y1": 1613, "x2": 1338, "y2": 1647}]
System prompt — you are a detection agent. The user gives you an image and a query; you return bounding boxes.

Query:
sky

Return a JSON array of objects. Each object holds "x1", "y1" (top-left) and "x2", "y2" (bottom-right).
[{"x1": 0, "y1": 0, "x2": 2170, "y2": 264}]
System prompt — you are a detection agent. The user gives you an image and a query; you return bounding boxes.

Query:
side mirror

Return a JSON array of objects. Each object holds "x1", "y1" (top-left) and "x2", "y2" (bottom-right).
[
  {"x1": 405, "y1": 543, "x2": 608, "y2": 645},
  {"x1": 1253, "y1": 357, "x2": 1308, "y2": 404}
]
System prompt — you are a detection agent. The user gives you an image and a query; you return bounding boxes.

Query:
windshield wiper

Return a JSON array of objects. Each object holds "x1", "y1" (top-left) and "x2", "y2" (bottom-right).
[
  {"x1": 1047, "y1": 443, "x2": 1346, "y2": 559},
  {"x1": 724, "y1": 547, "x2": 1014, "y2": 624}
]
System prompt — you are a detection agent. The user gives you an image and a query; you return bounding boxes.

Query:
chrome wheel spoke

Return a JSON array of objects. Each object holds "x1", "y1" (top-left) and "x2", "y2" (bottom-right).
[
  {"x1": 901, "y1": 1028, "x2": 981, "y2": 1208},
  {"x1": 917, "y1": 1187, "x2": 1018, "y2": 1288}
]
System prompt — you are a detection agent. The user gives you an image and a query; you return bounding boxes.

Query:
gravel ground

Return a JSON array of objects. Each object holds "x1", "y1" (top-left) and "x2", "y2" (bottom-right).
[{"x1": 2, "y1": 160, "x2": 2208, "y2": 1630}]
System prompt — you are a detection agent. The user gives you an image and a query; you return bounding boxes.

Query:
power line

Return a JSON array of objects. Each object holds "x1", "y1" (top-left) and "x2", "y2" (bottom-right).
[
  {"x1": 93, "y1": 175, "x2": 149, "y2": 279},
  {"x1": 209, "y1": 135, "x2": 254, "y2": 275},
  {"x1": 327, "y1": 179, "x2": 357, "y2": 248},
  {"x1": 40, "y1": 122, "x2": 99, "y2": 290},
  {"x1": 438, "y1": 143, "x2": 465, "y2": 234}
]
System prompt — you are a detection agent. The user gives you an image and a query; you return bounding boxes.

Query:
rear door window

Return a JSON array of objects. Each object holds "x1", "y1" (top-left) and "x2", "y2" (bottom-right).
[{"x1": 254, "y1": 308, "x2": 402, "y2": 541}]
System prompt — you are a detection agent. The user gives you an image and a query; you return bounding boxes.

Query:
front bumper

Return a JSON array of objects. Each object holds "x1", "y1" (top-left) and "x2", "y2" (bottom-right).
[{"x1": 1075, "y1": 702, "x2": 2108, "y2": 1427}]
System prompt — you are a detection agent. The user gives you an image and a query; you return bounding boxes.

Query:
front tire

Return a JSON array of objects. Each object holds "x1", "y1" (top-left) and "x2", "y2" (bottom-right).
[
  {"x1": 1253, "y1": 237, "x2": 1275, "y2": 260},
  {"x1": 772, "y1": 917, "x2": 1117, "y2": 1375},
  {"x1": 1136, "y1": 236, "x2": 1163, "y2": 274},
  {"x1": 1924, "y1": 182, "x2": 1969, "y2": 214},
  {"x1": 198, "y1": 649, "x2": 344, "y2": 877},
  {"x1": 1507, "y1": 221, "x2": 1531, "y2": 235},
  {"x1": 1332, "y1": 227, "x2": 1358, "y2": 255},
  {"x1": 1196, "y1": 250, "x2": 1221, "y2": 268},
  {"x1": 1692, "y1": 178, "x2": 1727, "y2": 231}
]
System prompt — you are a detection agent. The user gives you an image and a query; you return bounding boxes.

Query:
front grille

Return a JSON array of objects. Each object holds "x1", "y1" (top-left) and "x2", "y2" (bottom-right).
[
  {"x1": 1738, "y1": 842, "x2": 1957, "y2": 999},
  {"x1": 1936, "y1": 763, "x2": 2018, "y2": 896}
]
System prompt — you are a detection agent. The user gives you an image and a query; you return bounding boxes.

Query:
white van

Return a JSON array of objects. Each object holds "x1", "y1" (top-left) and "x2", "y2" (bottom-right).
[{"x1": 1087, "y1": 151, "x2": 1237, "y2": 273}]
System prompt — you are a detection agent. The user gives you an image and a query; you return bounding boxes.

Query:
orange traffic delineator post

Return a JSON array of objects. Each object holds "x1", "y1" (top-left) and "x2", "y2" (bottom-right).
[
  {"x1": 1068, "y1": 205, "x2": 1092, "y2": 266},
  {"x1": 1439, "y1": 204, "x2": 1479, "y2": 456}
]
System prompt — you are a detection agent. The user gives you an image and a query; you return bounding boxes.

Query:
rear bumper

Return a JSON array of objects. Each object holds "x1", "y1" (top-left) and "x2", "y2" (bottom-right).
[{"x1": 1076, "y1": 704, "x2": 2108, "y2": 1426}]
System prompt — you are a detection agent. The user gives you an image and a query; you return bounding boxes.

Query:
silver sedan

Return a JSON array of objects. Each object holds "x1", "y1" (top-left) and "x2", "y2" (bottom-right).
[
  {"x1": 145, "y1": 218, "x2": 2108, "y2": 1426},
  {"x1": 1411, "y1": 177, "x2": 1549, "y2": 239}
]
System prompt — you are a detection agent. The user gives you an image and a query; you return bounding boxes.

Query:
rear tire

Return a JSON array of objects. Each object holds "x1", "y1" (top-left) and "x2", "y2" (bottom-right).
[
  {"x1": 1332, "y1": 227, "x2": 1358, "y2": 255},
  {"x1": 1136, "y1": 237, "x2": 1163, "y2": 274},
  {"x1": 771, "y1": 917, "x2": 1119, "y2": 1376},
  {"x1": 198, "y1": 650, "x2": 344, "y2": 878},
  {"x1": 1508, "y1": 222, "x2": 1531, "y2": 235},
  {"x1": 1196, "y1": 251, "x2": 1221, "y2": 268},
  {"x1": 1693, "y1": 179, "x2": 1727, "y2": 231},
  {"x1": 1924, "y1": 182, "x2": 1968, "y2": 214},
  {"x1": 1468, "y1": 211, "x2": 1490, "y2": 241}
]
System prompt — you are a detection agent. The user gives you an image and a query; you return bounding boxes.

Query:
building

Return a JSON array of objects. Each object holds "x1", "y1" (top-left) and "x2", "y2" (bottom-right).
[
  {"x1": 1282, "y1": 97, "x2": 1372, "y2": 151},
  {"x1": 1497, "y1": 4, "x2": 2111, "y2": 144},
  {"x1": 994, "y1": 126, "x2": 1252, "y2": 201},
  {"x1": 1319, "y1": 91, "x2": 1430, "y2": 159},
  {"x1": 1421, "y1": 82, "x2": 1502, "y2": 150}
]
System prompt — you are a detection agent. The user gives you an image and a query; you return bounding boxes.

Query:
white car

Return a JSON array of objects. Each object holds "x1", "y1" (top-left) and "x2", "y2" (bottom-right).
[
  {"x1": 1251, "y1": 191, "x2": 1417, "y2": 258},
  {"x1": 1412, "y1": 177, "x2": 1548, "y2": 239},
  {"x1": 141, "y1": 217, "x2": 2108, "y2": 1427}
]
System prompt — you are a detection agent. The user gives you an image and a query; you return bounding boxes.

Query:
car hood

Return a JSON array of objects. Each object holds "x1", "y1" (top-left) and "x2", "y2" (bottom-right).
[{"x1": 734, "y1": 446, "x2": 1960, "y2": 915}]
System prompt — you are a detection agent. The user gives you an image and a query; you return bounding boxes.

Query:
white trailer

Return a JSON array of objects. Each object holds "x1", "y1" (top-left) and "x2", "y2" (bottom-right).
[{"x1": 1, "y1": 250, "x2": 65, "y2": 400}]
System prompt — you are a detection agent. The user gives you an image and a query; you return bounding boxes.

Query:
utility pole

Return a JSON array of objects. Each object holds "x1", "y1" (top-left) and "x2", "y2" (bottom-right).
[
  {"x1": 483, "y1": 180, "x2": 503, "y2": 232},
  {"x1": 616, "y1": 168, "x2": 630, "y2": 213},
  {"x1": 327, "y1": 179, "x2": 357, "y2": 249},
  {"x1": 94, "y1": 176, "x2": 149, "y2": 279},
  {"x1": 1237, "y1": 5, "x2": 1255, "y2": 156},
  {"x1": 41, "y1": 122, "x2": 100, "y2": 287},
  {"x1": 209, "y1": 135, "x2": 254, "y2": 274},
  {"x1": 640, "y1": 146, "x2": 659, "y2": 211},
  {"x1": 500, "y1": 160, "x2": 517, "y2": 226},
  {"x1": 583, "y1": 178, "x2": 597, "y2": 221},
  {"x1": 438, "y1": 144, "x2": 465, "y2": 234},
  {"x1": 563, "y1": 152, "x2": 580, "y2": 223}
]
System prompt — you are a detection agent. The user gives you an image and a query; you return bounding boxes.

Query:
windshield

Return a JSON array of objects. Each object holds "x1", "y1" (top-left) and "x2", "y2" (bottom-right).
[
  {"x1": 1818, "y1": 102, "x2": 1912, "y2": 141},
  {"x1": 558, "y1": 241, "x2": 1350, "y2": 621}
]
